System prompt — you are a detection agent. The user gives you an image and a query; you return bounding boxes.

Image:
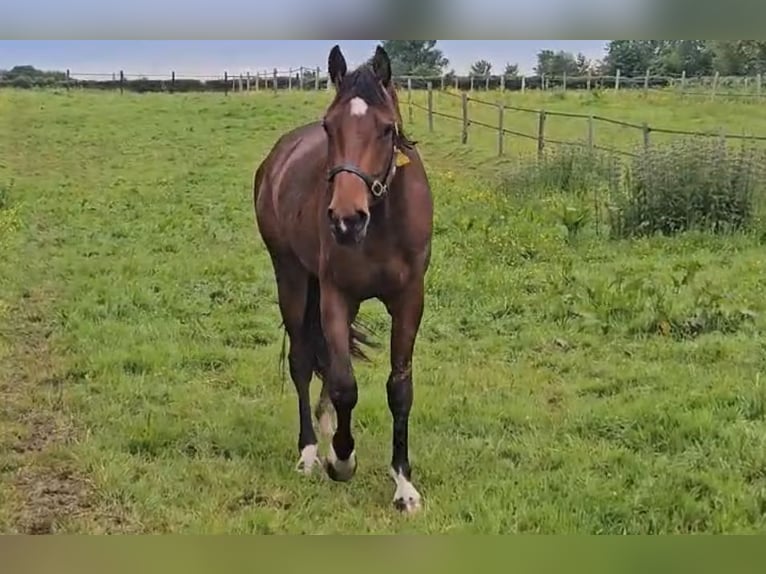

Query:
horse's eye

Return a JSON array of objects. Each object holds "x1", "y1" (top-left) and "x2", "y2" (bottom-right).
[
  {"x1": 321, "y1": 119, "x2": 329, "y2": 132},
  {"x1": 382, "y1": 124, "x2": 394, "y2": 138}
]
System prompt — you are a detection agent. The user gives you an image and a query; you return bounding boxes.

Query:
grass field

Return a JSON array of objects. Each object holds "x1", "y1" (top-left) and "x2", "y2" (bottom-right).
[
  {"x1": 2, "y1": 87, "x2": 766, "y2": 534},
  {"x1": 411, "y1": 87, "x2": 766, "y2": 167}
]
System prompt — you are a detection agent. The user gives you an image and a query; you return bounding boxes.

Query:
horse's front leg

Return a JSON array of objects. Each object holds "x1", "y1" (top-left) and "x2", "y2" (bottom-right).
[
  {"x1": 384, "y1": 279, "x2": 425, "y2": 513},
  {"x1": 320, "y1": 282, "x2": 358, "y2": 482}
]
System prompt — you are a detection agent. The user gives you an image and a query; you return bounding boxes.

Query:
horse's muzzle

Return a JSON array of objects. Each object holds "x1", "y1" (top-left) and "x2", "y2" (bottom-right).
[{"x1": 328, "y1": 207, "x2": 369, "y2": 246}]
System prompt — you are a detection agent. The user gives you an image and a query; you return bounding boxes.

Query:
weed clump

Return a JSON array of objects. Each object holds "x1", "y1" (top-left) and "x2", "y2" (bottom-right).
[{"x1": 609, "y1": 138, "x2": 760, "y2": 238}]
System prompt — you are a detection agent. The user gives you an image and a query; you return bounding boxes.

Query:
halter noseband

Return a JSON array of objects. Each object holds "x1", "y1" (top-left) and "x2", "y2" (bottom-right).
[{"x1": 326, "y1": 125, "x2": 400, "y2": 202}]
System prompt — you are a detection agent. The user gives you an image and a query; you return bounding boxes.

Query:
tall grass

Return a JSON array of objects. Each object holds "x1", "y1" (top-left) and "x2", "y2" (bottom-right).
[
  {"x1": 495, "y1": 138, "x2": 764, "y2": 240},
  {"x1": 610, "y1": 138, "x2": 762, "y2": 238},
  {"x1": 496, "y1": 146, "x2": 620, "y2": 200}
]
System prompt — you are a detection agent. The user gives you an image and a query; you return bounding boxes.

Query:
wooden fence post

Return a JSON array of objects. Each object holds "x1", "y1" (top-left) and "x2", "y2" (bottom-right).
[
  {"x1": 537, "y1": 109, "x2": 546, "y2": 160},
  {"x1": 644, "y1": 68, "x2": 650, "y2": 94},
  {"x1": 497, "y1": 103, "x2": 504, "y2": 156},
  {"x1": 315, "y1": 67, "x2": 320, "y2": 91},
  {"x1": 407, "y1": 77, "x2": 413, "y2": 124},
  {"x1": 615, "y1": 69, "x2": 620, "y2": 91},
  {"x1": 224, "y1": 71, "x2": 228, "y2": 96},
  {"x1": 642, "y1": 122, "x2": 651, "y2": 151},
  {"x1": 586, "y1": 69, "x2": 591, "y2": 91},
  {"x1": 120, "y1": 70, "x2": 124, "y2": 94},
  {"x1": 427, "y1": 81, "x2": 434, "y2": 132},
  {"x1": 246, "y1": 72, "x2": 251, "y2": 91},
  {"x1": 461, "y1": 92, "x2": 469, "y2": 144},
  {"x1": 288, "y1": 68, "x2": 293, "y2": 91},
  {"x1": 66, "y1": 69, "x2": 70, "y2": 91},
  {"x1": 470, "y1": 75, "x2": 474, "y2": 92},
  {"x1": 440, "y1": 75, "x2": 445, "y2": 91},
  {"x1": 711, "y1": 71, "x2": 719, "y2": 100},
  {"x1": 485, "y1": 75, "x2": 490, "y2": 91},
  {"x1": 563, "y1": 71, "x2": 567, "y2": 91},
  {"x1": 454, "y1": 75, "x2": 458, "y2": 91},
  {"x1": 273, "y1": 68, "x2": 278, "y2": 94},
  {"x1": 501, "y1": 73, "x2": 506, "y2": 92},
  {"x1": 238, "y1": 73, "x2": 243, "y2": 92},
  {"x1": 255, "y1": 72, "x2": 260, "y2": 91},
  {"x1": 299, "y1": 67, "x2": 304, "y2": 91},
  {"x1": 521, "y1": 76, "x2": 526, "y2": 94},
  {"x1": 587, "y1": 115, "x2": 594, "y2": 151}
]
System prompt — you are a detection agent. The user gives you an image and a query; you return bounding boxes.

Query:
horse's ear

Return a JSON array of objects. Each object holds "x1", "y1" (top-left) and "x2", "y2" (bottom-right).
[
  {"x1": 371, "y1": 45, "x2": 392, "y2": 87},
  {"x1": 328, "y1": 44, "x2": 347, "y2": 90}
]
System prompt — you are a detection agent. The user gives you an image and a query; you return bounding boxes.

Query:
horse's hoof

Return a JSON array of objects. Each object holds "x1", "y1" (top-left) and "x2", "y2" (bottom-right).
[
  {"x1": 325, "y1": 446, "x2": 356, "y2": 482},
  {"x1": 295, "y1": 444, "x2": 321, "y2": 476},
  {"x1": 390, "y1": 469, "x2": 422, "y2": 514},
  {"x1": 393, "y1": 493, "x2": 421, "y2": 514}
]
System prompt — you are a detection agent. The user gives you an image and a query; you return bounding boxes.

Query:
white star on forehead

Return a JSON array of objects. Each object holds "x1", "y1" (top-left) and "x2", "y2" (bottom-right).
[{"x1": 349, "y1": 97, "x2": 368, "y2": 117}]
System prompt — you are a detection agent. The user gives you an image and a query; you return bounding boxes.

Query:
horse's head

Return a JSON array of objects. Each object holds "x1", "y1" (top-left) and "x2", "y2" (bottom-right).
[{"x1": 322, "y1": 44, "x2": 406, "y2": 246}]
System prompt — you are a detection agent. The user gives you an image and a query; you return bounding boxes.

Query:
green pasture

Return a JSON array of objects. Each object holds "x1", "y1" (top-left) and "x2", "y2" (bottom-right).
[{"x1": 1, "y1": 88, "x2": 765, "y2": 533}]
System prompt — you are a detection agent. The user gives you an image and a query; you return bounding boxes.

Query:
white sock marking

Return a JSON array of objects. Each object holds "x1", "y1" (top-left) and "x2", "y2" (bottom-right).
[
  {"x1": 390, "y1": 468, "x2": 422, "y2": 513},
  {"x1": 318, "y1": 409, "x2": 335, "y2": 439},
  {"x1": 296, "y1": 444, "x2": 320, "y2": 475},
  {"x1": 349, "y1": 97, "x2": 368, "y2": 117},
  {"x1": 327, "y1": 444, "x2": 356, "y2": 481}
]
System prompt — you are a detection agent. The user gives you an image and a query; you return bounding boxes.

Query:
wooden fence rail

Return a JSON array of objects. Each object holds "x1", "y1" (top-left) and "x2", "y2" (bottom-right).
[{"x1": 411, "y1": 82, "x2": 766, "y2": 160}]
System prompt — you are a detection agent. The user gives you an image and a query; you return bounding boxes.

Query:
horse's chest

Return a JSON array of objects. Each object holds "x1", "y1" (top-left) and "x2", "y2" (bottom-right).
[{"x1": 330, "y1": 252, "x2": 411, "y2": 297}]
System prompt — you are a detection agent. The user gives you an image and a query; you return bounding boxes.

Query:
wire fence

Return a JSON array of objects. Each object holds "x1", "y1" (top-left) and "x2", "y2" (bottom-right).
[
  {"x1": 406, "y1": 82, "x2": 766, "y2": 163},
  {"x1": 3, "y1": 66, "x2": 766, "y2": 100}
]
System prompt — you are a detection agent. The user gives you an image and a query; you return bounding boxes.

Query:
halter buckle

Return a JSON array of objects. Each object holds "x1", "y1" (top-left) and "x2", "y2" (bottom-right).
[{"x1": 371, "y1": 180, "x2": 386, "y2": 197}]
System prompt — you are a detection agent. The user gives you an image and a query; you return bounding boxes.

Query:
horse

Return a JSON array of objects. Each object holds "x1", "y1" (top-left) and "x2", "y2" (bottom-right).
[{"x1": 253, "y1": 44, "x2": 433, "y2": 513}]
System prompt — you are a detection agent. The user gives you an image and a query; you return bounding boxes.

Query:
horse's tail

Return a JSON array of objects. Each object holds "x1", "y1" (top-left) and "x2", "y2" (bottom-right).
[{"x1": 279, "y1": 275, "x2": 378, "y2": 388}]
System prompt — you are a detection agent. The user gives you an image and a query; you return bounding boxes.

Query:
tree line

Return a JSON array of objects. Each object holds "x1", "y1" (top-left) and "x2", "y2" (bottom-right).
[
  {"x1": 378, "y1": 40, "x2": 766, "y2": 79},
  {"x1": 5, "y1": 41, "x2": 766, "y2": 90}
]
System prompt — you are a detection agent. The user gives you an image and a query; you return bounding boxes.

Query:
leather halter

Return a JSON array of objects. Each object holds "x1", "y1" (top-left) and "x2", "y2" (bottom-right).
[{"x1": 326, "y1": 126, "x2": 399, "y2": 203}]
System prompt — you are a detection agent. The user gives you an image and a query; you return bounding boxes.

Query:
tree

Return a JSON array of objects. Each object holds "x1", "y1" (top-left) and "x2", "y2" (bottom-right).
[
  {"x1": 1, "y1": 64, "x2": 66, "y2": 87},
  {"x1": 503, "y1": 63, "x2": 519, "y2": 78},
  {"x1": 662, "y1": 41, "x2": 714, "y2": 76},
  {"x1": 378, "y1": 41, "x2": 449, "y2": 77},
  {"x1": 602, "y1": 40, "x2": 713, "y2": 77},
  {"x1": 711, "y1": 41, "x2": 766, "y2": 75},
  {"x1": 575, "y1": 53, "x2": 591, "y2": 75},
  {"x1": 535, "y1": 50, "x2": 579, "y2": 76},
  {"x1": 470, "y1": 59, "x2": 492, "y2": 76},
  {"x1": 602, "y1": 41, "x2": 658, "y2": 76}
]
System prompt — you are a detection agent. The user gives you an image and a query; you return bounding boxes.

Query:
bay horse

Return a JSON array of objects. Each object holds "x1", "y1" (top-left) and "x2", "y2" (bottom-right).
[{"x1": 253, "y1": 44, "x2": 433, "y2": 513}]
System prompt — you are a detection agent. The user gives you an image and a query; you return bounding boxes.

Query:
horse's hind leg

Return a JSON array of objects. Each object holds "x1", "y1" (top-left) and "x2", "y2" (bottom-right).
[
  {"x1": 314, "y1": 382, "x2": 335, "y2": 442},
  {"x1": 271, "y1": 253, "x2": 320, "y2": 475}
]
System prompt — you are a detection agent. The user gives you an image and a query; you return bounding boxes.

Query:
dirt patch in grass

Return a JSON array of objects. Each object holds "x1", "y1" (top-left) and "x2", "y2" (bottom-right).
[{"x1": 0, "y1": 288, "x2": 95, "y2": 533}]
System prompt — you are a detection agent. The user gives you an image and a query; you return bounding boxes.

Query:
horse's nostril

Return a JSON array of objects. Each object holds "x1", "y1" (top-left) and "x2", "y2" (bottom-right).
[
  {"x1": 327, "y1": 207, "x2": 335, "y2": 221},
  {"x1": 355, "y1": 210, "x2": 369, "y2": 225}
]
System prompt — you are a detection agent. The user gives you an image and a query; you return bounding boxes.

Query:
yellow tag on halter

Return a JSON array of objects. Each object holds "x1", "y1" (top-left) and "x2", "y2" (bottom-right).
[{"x1": 395, "y1": 148, "x2": 410, "y2": 167}]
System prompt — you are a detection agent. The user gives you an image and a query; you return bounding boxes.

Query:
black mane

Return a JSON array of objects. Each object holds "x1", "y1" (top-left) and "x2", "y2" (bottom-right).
[{"x1": 336, "y1": 64, "x2": 388, "y2": 106}]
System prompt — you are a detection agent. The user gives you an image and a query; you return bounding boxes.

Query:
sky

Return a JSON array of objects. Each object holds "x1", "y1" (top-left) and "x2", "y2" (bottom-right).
[{"x1": 0, "y1": 40, "x2": 610, "y2": 78}]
